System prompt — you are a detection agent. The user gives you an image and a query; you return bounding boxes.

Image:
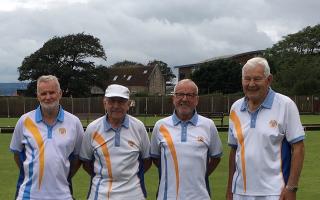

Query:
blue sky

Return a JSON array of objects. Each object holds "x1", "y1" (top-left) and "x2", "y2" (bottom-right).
[{"x1": 0, "y1": 0, "x2": 319, "y2": 82}]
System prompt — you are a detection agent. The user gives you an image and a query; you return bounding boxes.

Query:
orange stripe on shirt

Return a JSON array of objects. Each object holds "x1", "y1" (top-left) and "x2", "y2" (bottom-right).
[
  {"x1": 159, "y1": 125, "x2": 180, "y2": 199},
  {"x1": 230, "y1": 110, "x2": 247, "y2": 193},
  {"x1": 93, "y1": 132, "x2": 113, "y2": 200},
  {"x1": 24, "y1": 117, "x2": 45, "y2": 190}
]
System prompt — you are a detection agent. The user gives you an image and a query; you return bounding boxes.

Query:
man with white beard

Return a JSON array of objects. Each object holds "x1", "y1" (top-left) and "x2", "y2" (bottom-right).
[{"x1": 10, "y1": 75, "x2": 84, "y2": 200}]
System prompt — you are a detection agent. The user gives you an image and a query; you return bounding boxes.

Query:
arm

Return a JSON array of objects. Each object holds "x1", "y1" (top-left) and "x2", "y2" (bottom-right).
[
  {"x1": 82, "y1": 160, "x2": 94, "y2": 176},
  {"x1": 13, "y1": 153, "x2": 21, "y2": 168},
  {"x1": 207, "y1": 157, "x2": 221, "y2": 175},
  {"x1": 226, "y1": 147, "x2": 236, "y2": 200},
  {"x1": 69, "y1": 158, "x2": 82, "y2": 178},
  {"x1": 280, "y1": 141, "x2": 305, "y2": 200},
  {"x1": 143, "y1": 158, "x2": 152, "y2": 173},
  {"x1": 152, "y1": 158, "x2": 160, "y2": 168}
]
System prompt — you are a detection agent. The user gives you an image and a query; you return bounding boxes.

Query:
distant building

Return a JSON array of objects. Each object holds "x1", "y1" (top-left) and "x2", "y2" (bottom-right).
[
  {"x1": 101, "y1": 64, "x2": 166, "y2": 96},
  {"x1": 0, "y1": 83, "x2": 28, "y2": 96},
  {"x1": 174, "y1": 50, "x2": 264, "y2": 80}
]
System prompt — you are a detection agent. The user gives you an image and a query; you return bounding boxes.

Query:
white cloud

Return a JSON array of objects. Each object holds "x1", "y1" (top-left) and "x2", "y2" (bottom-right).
[
  {"x1": 0, "y1": 0, "x2": 319, "y2": 82},
  {"x1": 0, "y1": 0, "x2": 90, "y2": 11}
]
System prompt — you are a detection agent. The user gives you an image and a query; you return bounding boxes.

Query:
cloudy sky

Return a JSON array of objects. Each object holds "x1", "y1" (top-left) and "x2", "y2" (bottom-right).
[{"x1": 0, "y1": 0, "x2": 319, "y2": 82}]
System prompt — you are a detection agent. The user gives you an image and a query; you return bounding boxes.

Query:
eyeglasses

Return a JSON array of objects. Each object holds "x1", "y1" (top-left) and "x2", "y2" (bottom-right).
[
  {"x1": 174, "y1": 93, "x2": 198, "y2": 99},
  {"x1": 242, "y1": 76, "x2": 266, "y2": 83}
]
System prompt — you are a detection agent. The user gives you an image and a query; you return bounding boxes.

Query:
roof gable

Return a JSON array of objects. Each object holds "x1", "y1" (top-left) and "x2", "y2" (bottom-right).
[{"x1": 106, "y1": 65, "x2": 156, "y2": 86}]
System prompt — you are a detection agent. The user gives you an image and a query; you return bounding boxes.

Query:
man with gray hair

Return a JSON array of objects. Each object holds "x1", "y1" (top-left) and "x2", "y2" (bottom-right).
[
  {"x1": 226, "y1": 57, "x2": 305, "y2": 200},
  {"x1": 150, "y1": 79, "x2": 223, "y2": 200},
  {"x1": 10, "y1": 75, "x2": 84, "y2": 200},
  {"x1": 80, "y1": 84, "x2": 151, "y2": 200}
]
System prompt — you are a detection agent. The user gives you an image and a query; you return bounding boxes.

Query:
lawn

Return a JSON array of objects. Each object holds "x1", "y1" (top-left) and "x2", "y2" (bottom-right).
[
  {"x1": 0, "y1": 132, "x2": 319, "y2": 199},
  {"x1": 1, "y1": 114, "x2": 319, "y2": 127}
]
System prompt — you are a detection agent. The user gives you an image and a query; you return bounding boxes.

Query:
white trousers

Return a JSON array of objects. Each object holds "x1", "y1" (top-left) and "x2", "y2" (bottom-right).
[{"x1": 233, "y1": 194, "x2": 280, "y2": 200}]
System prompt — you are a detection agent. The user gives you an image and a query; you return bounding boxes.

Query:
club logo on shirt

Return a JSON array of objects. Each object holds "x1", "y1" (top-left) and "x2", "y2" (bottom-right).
[
  {"x1": 269, "y1": 120, "x2": 278, "y2": 128},
  {"x1": 128, "y1": 140, "x2": 136, "y2": 147},
  {"x1": 197, "y1": 136, "x2": 204, "y2": 142},
  {"x1": 59, "y1": 128, "x2": 67, "y2": 135}
]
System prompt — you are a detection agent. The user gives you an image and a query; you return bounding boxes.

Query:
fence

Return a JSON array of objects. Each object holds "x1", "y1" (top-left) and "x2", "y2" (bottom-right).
[{"x1": 0, "y1": 95, "x2": 319, "y2": 118}]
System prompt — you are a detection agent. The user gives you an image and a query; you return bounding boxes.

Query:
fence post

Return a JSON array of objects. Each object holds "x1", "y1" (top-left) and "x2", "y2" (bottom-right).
[
  {"x1": 6, "y1": 97, "x2": 10, "y2": 118},
  {"x1": 71, "y1": 96, "x2": 74, "y2": 114},
  {"x1": 227, "y1": 96, "x2": 230, "y2": 114},
  {"x1": 87, "y1": 97, "x2": 91, "y2": 125},
  {"x1": 211, "y1": 95, "x2": 213, "y2": 113},
  {"x1": 145, "y1": 97, "x2": 148, "y2": 114},
  {"x1": 311, "y1": 95, "x2": 314, "y2": 114},
  {"x1": 23, "y1": 97, "x2": 26, "y2": 114},
  {"x1": 161, "y1": 95, "x2": 164, "y2": 115}
]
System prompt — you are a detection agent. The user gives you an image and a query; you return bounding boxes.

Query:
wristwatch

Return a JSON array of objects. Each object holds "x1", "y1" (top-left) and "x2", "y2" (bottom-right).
[{"x1": 286, "y1": 185, "x2": 298, "y2": 192}]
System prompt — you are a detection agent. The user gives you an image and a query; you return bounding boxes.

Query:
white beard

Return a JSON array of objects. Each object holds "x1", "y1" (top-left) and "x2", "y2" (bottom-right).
[{"x1": 40, "y1": 101, "x2": 60, "y2": 114}]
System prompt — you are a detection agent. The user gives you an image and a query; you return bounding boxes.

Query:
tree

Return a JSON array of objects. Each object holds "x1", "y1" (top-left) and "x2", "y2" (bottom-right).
[
  {"x1": 94, "y1": 64, "x2": 110, "y2": 91},
  {"x1": 18, "y1": 33, "x2": 107, "y2": 97},
  {"x1": 191, "y1": 59, "x2": 242, "y2": 94},
  {"x1": 147, "y1": 60, "x2": 176, "y2": 82},
  {"x1": 110, "y1": 60, "x2": 144, "y2": 68},
  {"x1": 264, "y1": 24, "x2": 320, "y2": 95}
]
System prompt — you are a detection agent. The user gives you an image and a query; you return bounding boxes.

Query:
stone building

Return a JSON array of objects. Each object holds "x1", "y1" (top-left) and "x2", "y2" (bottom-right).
[{"x1": 104, "y1": 64, "x2": 166, "y2": 96}]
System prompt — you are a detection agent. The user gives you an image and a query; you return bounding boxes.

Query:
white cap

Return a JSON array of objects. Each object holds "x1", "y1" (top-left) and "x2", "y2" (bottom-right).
[{"x1": 105, "y1": 84, "x2": 130, "y2": 99}]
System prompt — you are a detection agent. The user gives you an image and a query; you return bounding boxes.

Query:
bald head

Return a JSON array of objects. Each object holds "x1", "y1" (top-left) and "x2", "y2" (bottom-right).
[{"x1": 174, "y1": 79, "x2": 198, "y2": 94}]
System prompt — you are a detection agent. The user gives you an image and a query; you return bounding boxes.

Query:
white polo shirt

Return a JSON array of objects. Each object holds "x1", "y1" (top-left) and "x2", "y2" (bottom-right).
[
  {"x1": 80, "y1": 114, "x2": 150, "y2": 200},
  {"x1": 228, "y1": 89, "x2": 305, "y2": 196},
  {"x1": 150, "y1": 112, "x2": 223, "y2": 200},
  {"x1": 10, "y1": 106, "x2": 84, "y2": 200}
]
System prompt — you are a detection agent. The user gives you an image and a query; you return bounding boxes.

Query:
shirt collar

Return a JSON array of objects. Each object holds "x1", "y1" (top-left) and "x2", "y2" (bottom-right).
[
  {"x1": 35, "y1": 105, "x2": 64, "y2": 123},
  {"x1": 240, "y1": 88, "x2": 275, "y2": 111},
  {"x1": 172, "y1": 110, "x2": 198, "y2": 126},
  {"x1": 104, "y1": 114, "x2": 129, "y2": 131}
]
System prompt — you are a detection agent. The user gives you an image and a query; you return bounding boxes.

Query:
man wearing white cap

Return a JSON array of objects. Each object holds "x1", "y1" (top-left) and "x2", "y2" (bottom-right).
[{"x1": 80, "y1": 84, "x2": 151, "y2": 200}]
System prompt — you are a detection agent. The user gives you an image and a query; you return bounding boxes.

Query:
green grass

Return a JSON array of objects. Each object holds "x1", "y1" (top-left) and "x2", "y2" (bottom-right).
[
  {"x1": 299, "y1": 115, "x2": 320, "y2": 124},
  {"x1": 1, "y1": 114, "x2": 319, "y2": 127},
  {"x1": 1, "y1": 132, "x2": 319, "y2": 199}
]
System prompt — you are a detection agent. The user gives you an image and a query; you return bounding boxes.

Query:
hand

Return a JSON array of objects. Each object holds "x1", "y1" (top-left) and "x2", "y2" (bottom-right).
[{"x1": 279, "y1": 187, "x2": 296, "y2": 200}]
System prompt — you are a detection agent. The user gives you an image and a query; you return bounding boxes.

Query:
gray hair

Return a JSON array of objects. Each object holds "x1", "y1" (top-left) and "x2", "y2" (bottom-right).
[
  {"x1": 174, "y1": 79, "x2": 198, "y2": 94},
  {"x1": 37, "y1": 75, "x2": 61, "y2": 94},
  {"x1": 242, "y1": 57, "x2": 271, "y2": 77}
]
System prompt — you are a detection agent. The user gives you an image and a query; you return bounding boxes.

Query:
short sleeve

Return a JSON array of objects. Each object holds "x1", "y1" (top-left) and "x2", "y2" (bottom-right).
[
  {"x1": 150, "y1": 123, "x2": 160, "y2": 158},
  {"x1": 80, "y1": 126, "x2": 94, "y2": 161},
  {"x1": 285, "y1": 100, "x2": 305, "y2": 144},
  {"x1": 209, "y1": 122, "x2": 223, "y2": 158},
  {"x1": 10, "y1": 117, "x2": 25, "y2": 153},
  {"x1": 73, "y1": 118, "x2": 84, "y2": 156},
  {"x1": 228, "y1": 119, "x2": 238, "y2": 148},
  {"x1": 139, "y1": 125, "x2": 150, "y2": 159}
]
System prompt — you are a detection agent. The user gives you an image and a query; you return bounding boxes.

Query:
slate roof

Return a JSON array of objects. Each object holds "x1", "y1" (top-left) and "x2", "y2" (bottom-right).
[{"x1": 106, "y1": 65, "x2": 155, "y2": 86}]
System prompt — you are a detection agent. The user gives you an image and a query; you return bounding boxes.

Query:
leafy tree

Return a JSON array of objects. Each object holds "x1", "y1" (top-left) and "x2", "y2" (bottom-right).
[
  {"x1": 94, "y1": 65, "x2": 110, "y2": 91},
  {"x1": 18, "y1": 33, "x2": 107, "y2": 97},
  {"x1": 264, "y1": 24, "x2": 320, "y2": 95},
  {"x1": 110, "y1": 60, "x2": 144, "y2": 68},
  {"x1": 147, "y1": 60, "x2": 176, "y2": 82},
  {"x1": 191, "y1": 59, "x2": 242, "y2": 94}
]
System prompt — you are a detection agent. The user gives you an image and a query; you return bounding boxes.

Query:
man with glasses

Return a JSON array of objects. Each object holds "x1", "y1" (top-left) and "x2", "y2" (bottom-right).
[
  {"x1": 226, "y1": 57, "x2": 305, "y2": 200},
  {"x1": 80, "y1": 84, "x2": 151, "y2": 200},
  {"x1": 150, "y1": 79, "x2": 223, "y2": 200}
]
